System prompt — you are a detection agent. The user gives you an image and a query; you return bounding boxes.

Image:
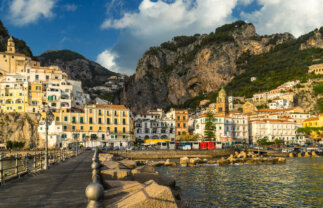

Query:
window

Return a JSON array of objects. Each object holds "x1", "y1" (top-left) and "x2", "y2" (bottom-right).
[
  {"x1": 107, "y1": 118, "x2": 110, "y2": 124},
  {"x1": 107, "y1": 110, "x2": 110, "y2": 116},
  {"x1": 80, "y1": 117, "x2": 84, "y2": 123},
  {"x1": 63, "y1": 125, "x2": 67, "y2": 130},
  {"x1": 35, "y1": 75, "x2": 39, "y2": 80},
  {"x1": 177, "y1": 123, "x2": 180, "y2": 128},
  {"x1": 80, "y1": 126, "x2": 84, "y2": 130},
  {"x1": 123, "y1": 127, "x2": 126, "y2": 133},
  {"x1": 183, "y1": 123, "x2": 186, "y2": 128},
  {"x1": 56, "y1": 117, "x2": 59, "y2": 121},
  {"x1": 183, "y1": 116, "x2": 186, "y2": 120},
  {"x1": 178, "y1": 131, "x2": 181, "y2": 135},
  {"x1": 64, "y1": 116, "x2": 68, "y2": 121},
  {"x1": 99, "y1": 126, "x2": 102, "y2": 131},
  {"x1": 46, "y1": 75, "x2": 49, "y2": 80},
  {"x1": 99, "y1": 110, "x2": 102, "y2": 115},
  {"x1": 177, "y1": 116, "x2": 180, "y2": 120},
  {"x1": 123, "y1": 111, "x2": 126, "y2": 116},
  {"x1": 89, "y1": 109, "x2": 92, "y2": 113},
  {"x1": 114, "y1": 111, "x2": 117, "y2": 116},
  {"x1": 114, "y1": 119, "x2": 118, "y2": 124},
  {"x1": 114, "y1": 127, "x2": 117, "y2": 133},
  {"x1": 72, "y1": 126, "x2": 75, "y2": 130},
  {"x1": 72, "y1": 117, "x2": 76, "y2": 123},
  {"x1": 90, "y1": 126, "x2": 93, "y2": 131},
  {"x1": 107, "y1": 127, "x2": 110, "y2": 131},
  {"x1": 98, "y1": 118, "x2": 102, "y2": 124},
  {"x1": 122, "y1": 119, "x2": 126, "y2": 125},
  {"x1": 89, "y1": 117, "x2": 93, "y2": 124}
]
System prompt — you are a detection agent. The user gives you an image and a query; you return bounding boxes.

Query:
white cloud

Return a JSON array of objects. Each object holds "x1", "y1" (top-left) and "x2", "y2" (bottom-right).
[
  {"x1": 100, "y1": 0, "x2": 323, "y2": 75},
  {"x1": 63, "y1": 4, "x2": 78, "y2": 12},
  {"x1": 101, "y1": 0, "x2": 237, "y2": 36},
  {"x1": 96, "y1": 50, "x2": 119, "y2": 73},
  {"x1": 8, "y1": 0, "x2": 56, "y2": 25},
  {"x1": 241, "y1": 0, "x2": 323, "y2": 37},
  {"x1": 100, "y1": 0, "x2": 238, "y2": 74}
]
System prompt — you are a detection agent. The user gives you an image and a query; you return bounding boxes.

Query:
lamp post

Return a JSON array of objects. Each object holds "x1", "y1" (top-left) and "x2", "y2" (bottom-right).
[{"x1": 36, "y1": 106, "x2": 54, "y2": 170}]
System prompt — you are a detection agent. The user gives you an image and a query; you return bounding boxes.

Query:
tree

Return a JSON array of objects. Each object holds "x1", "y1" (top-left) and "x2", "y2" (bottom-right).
[
  {"x1": 204, "y1": 111, "x2": 216, "y2": 140},
  {"x1": 6, "y1": 141, "x2": 13, "y2": 149}
]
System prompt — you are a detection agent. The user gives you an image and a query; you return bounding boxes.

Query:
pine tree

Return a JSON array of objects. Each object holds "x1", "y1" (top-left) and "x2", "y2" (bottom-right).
[{"x1": 204, "y1": 111, "x2": 215, "y2": 140}]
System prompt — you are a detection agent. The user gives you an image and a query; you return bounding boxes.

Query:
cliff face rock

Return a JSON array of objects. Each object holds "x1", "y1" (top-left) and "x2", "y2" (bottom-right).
[
  {"x1": 300, "y1": 28, "x2": 323, "y2": 50},
  {"x1": 0, "y1": 113, "x2": 40, "y2": 148},
  {"x1": 118, "y1": 21, "x2": 294, "y2": 113},
  {"x1": 38, "y1": 50, "x2": 118, "y2": 88}
]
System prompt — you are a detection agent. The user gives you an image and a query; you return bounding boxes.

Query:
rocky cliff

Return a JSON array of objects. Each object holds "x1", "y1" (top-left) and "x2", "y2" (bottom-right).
[
  {"x1": 38, "y1": 50, "x2": 118, "y2": 88},
  {"x1": 0, "y1": 113, "x2": 40, "y2": 148},
  {"x1": 117, "y1": 21, "x2": 294, "y2": 113}
]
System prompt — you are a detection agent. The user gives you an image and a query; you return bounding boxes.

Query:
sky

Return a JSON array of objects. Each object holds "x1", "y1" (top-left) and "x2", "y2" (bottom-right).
[{"x1": 0, "y1": 0, "x2": 322, "y2": 75}]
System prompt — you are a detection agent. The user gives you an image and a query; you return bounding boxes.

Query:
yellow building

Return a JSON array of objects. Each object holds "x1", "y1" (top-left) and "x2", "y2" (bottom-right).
[
  {"x1": 42, "y1": 104, "x2": 134, "y2": 143},
  {"x1": 216, "y1": 88, "x2": 229, "y2": 115},
  {"x1": 28, "y1": 82, "x2": 44, "y2": 113},
  {"x1": 303, "y1": 114, "x2": 323, "y2": 139},
  {"x1": 0, "y1": 37, "x2": 39, "y2": 75},
  {"x1": 308, "y1": 63, "x2": 323, "y2": 75},
  {"x1": 0, "y1": 84, "x2": 28, "y2": 112}
]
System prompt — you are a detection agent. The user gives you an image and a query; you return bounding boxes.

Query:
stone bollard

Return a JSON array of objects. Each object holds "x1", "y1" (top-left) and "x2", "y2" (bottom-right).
[
  {"x1": 311, "y1": 151, "x2": 319, "y2": 157},
  {"x1": 85, "y1": 180, "x2": 104, "y2": 208},
  {"x1": 304, "y1": 152, "x2": 311, "y2": 157},
  {"x1": 86, "y1": 148, "x2": 104, "y2": 208},
  {"x1": 289, "y1": 153, "x2": 294, "y2": 158}
]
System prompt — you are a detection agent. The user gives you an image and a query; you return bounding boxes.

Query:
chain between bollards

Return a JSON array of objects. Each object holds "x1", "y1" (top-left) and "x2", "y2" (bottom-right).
[{"x1": 86, "y1": 148, "x2": 104, "y2": 208}]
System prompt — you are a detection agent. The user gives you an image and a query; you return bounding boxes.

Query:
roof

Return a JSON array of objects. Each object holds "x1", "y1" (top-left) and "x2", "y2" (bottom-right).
[
  {"x1": 86, "y1": 104, "x2": 128, "y2": 110},
  {"x1": 249, "y1": 119, "x2": 294, "y2": 123},
  {"x1": 303, "y1": 117, "x2": 319, "y2": 122},
  {"x1": 258, "y1": 107, "x2": 297, "y2": 113}
]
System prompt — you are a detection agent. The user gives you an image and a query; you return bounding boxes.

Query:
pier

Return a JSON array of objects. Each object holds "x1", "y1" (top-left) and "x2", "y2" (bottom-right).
[{"x1": 0, "y1": 151, "x2": 92, "y2": 208}]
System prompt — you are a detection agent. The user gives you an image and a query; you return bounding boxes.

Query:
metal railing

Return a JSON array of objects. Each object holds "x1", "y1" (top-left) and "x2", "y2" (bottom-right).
[
  {"x1": 85, "y1": 148, "x2": 104, "y2": 208},
  {"x1": 0, "y1": 148, "x2": 85, "y2": 185}
]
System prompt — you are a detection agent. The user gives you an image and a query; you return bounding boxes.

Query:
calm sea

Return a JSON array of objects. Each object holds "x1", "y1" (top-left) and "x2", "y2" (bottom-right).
[{"x1": 156, "y1": 157, "x2": 323, "y2": 208}]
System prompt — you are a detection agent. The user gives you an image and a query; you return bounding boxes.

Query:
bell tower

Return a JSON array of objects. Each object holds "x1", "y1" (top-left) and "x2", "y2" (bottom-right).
[
  {"x1": 6, "y1": 36, "x2": 15, "y2": 53},
  {"x1": 216, "y1": 88, "x2": 229, "y2": 115}
]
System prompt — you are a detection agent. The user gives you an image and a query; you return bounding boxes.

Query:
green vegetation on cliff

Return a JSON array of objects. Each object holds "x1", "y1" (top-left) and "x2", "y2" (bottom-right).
[
  {"x1": 40, "y1": 50, "x2": 85, "y2": 62},
  {"x1": 0, "y1": 20, "x2": 34, "y2": 58},
  {"x1": 225, "y1": 36, "x2": 323, "y2": 98}
]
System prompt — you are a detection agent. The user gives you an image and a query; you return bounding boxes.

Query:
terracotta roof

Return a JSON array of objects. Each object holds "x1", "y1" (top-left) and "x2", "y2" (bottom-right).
[
  {"x1": 304, "y1": 117, "x2": 319, "y2": 122},
  {"x1": 86, "y1": 104, "x2": 128, "y2": 110}
]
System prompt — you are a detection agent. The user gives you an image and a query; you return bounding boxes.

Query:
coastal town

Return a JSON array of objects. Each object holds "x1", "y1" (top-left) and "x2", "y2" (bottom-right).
[{"x1": 0, "y1": 37, "x2": 322, "y2": 150}]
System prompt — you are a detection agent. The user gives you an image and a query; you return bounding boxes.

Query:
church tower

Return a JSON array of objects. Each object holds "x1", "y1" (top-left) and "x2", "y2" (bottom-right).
[
  {"x1": 216, "y1": 88, "x2": 229, "y2": 115},
  {"x1": 6, "y1": 36, "x2": 15, "y2": 53}
]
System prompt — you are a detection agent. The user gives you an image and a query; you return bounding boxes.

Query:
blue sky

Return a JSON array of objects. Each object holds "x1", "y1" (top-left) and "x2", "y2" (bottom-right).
[{"x1": 0, "y1": 0, "x2": 322, "y2": 75}]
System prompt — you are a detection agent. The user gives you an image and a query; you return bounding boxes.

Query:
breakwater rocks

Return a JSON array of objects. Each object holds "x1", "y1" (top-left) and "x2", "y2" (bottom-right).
[
  {"x1": 289, "y1": 151, "x2": 319, "y2": 158},
  {"x1": 106, "y1": 149, "x2": 234, "y2": 159},
  {"x1": 99, "y1": 153, "x2": 187, "y2": 208}
]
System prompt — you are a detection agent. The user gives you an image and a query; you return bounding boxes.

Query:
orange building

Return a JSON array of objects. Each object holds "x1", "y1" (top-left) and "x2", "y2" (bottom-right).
[
  {"x1": 216, "y1": 88, "x2": 229, "y2": 116},
  {"x1": 175, "y1": 109, "x2": 189, "y2": 138}
]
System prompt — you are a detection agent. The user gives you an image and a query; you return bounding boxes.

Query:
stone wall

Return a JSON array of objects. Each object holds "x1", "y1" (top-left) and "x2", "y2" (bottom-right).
[{"x1": 107, "y1": 149, "x2": 234, "y2": 159}]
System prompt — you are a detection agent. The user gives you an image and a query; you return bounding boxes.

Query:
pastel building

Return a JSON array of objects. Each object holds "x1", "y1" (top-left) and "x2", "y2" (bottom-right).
[{"x1": 39, "y1": 104, "x2": 134, "y2": 148}]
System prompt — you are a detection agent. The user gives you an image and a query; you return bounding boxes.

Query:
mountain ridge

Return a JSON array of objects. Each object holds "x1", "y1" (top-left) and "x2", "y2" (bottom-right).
[{"x1": 117, "y1": 21, "x2": 320, "y2": 113}]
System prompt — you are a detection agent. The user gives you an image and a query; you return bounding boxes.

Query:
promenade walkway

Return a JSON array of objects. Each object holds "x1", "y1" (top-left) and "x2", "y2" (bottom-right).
[{"x1": 0, "y1": 151, "x2": 92, "y2": 208}]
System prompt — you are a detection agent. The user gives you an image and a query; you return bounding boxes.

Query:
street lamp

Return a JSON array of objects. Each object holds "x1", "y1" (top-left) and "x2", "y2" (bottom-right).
[{"x1": 36, "y1": 106, "x2": 54, "y2": 170}]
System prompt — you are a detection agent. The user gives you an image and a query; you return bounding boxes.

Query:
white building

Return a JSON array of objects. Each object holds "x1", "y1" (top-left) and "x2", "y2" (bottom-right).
[
  {"x1": 248, "y1": 119, "x2": 303, "y2": 145},
  {"x1": 194, "y1": 113, "x2": 249, "y2": 145},
  {"x1": 269, "y1": 98, "x2": 292, "y2": 109},
  {"x1": 135, "y1": 109, "x2": 175, "y2": 142},
  {"x1": 38, "y1": 120, "x2": 63, "y2": 148},
  {"x1": 251, "y1": 77, "x2": 257, "y2": 82}
]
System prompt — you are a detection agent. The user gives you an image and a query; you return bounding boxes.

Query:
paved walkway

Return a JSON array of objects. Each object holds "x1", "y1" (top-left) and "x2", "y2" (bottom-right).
[{"x1": 0, "y1": 151, "x2": 92, "y2": 208}]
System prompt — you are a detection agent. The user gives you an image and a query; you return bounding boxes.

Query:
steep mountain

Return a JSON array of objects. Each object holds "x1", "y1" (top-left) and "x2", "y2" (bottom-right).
[
  {"x1": 37, "y1": 50, "x2": 118, "y2": 88},
  {"x1": 0, "y1": 20, "x2": 34, "y2": 58},
  {"x1": 117, "y1": 21, "x2": 296, "y2": 113}
]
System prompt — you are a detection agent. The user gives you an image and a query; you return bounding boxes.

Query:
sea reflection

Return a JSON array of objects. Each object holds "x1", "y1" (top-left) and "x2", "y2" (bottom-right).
[{"x1": 156, "y1": 157, "x2": 323, "y2": 207}]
